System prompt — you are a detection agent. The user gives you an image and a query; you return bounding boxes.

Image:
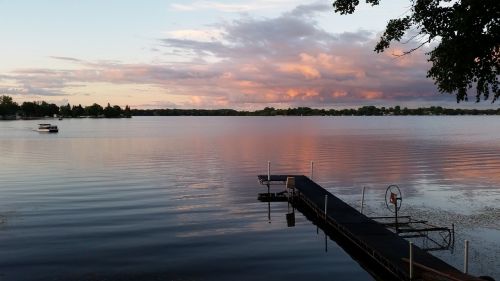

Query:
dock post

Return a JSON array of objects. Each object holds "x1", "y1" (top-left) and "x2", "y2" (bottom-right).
[
  {"x1": 464, "y1": 240, "x2": 469, "y2": 274},
  {"x1": 409, "y1": 241, "x2": 414, "y2": 280},
  {"x1": 310, "y1": 161, "x2": 314, "y2": 180},
  {"x1": 324, "y1": 195, "x2": 328, "y2": 219},
  {"x1": 360, "y1": 186, "x2": 366, "y2": 214},
  {"x1": 267, "y1": 161, "x2": 271, "y2": 182}
]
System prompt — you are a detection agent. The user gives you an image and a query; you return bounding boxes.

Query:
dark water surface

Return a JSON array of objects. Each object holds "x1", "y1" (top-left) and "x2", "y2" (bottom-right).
[{"x1": 0, "y1": 116, "x2": 499, "y2": 280}]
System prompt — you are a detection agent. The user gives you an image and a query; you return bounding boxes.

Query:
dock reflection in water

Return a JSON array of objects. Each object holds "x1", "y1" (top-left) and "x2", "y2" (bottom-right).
[{"x1": 258, "y1": 176, "x2": 474, "y2": 281}]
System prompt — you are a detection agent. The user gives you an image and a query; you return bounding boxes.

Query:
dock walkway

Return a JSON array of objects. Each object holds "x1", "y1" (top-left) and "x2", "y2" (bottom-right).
[{"x1": 258, "y1": 175, "x2": 482, "y2": 281}]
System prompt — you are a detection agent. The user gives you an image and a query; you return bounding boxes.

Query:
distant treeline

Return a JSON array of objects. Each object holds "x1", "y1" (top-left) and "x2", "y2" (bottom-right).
[
  {"x1": 132, "y1": 106, "x2": 500, "y2": 116},
  {"x1": 4, "y1": 94, "x2": 500, "y2": 119},
  {"x1": 0, "y1": 95, "x2": 131, "y2": 119}
]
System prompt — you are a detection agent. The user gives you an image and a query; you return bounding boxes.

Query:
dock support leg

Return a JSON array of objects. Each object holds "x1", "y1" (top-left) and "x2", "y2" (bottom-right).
[
  {"x1": 360, "y1": 186, "x2": 366, "y2": 214},
  {"x1": 267, "y1": 161, "x2": 271, "y2": 182},
  {"x1": 409, "y1": 241, "x2": 414, "y2": 280},
  {"x1": 324, "y1": 231, "x2": 328, "y2": 253},
  {"x1": 452, "y1": 223, "x2": 455, "y2": 247},
  {"x1": 310, "y1": 161, "x2": 314, "y2": 180},
  {"x1": 464, "y1": 240, "x2": 469, "y2": 274},
  {"x1": 395, "y1": 203, "x2": 399, "y2": 233},
  {"x1": 324, "y1": 195, "x2": 328, "y2": 219},
  {"x1": 267, "y1": 201, "x2": 271, "y2": 223}
]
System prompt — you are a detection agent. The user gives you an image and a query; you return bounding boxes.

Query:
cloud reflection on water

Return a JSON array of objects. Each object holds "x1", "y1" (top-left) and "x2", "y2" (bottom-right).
[{"x1": 1, "y1": 117, "x2": 499, "y2": 280}]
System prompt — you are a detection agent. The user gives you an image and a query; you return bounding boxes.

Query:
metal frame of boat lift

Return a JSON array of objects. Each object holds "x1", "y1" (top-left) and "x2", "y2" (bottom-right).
[
  {"x1": 369, "y1": 215, "x2": 454, "y2": 252},
  {"x1": 257, "y1": 173, "x2": 455, "y2": 253}
]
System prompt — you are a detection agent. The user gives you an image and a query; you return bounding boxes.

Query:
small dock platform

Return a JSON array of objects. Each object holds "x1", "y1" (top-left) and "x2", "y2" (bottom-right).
[{"x1": 258, "y1": 175, "x2": 486, "y2": 281}]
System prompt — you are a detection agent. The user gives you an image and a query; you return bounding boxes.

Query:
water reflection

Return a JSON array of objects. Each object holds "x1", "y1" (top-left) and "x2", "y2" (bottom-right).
[
  {"x1": 261, "y1": 189, "x2": 396, "y2": 281},
  {"x1": 0, "y1": 117, "x2": 499, "y2": 280}
]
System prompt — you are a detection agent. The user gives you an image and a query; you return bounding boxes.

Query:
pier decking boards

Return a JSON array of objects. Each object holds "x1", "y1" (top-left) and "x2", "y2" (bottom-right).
[{"x1": 258, "y1": 175, "x2": 482, "y2": 281}]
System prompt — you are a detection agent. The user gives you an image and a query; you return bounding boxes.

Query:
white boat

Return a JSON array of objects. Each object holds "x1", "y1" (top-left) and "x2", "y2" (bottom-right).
[{"x1": 37, "y1": 124, "x2": 59, "y2": 133}]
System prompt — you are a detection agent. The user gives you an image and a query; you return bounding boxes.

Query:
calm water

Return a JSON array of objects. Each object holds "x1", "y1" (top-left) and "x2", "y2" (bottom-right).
[{"x1": 0, "y1": 116, "x2": 499, "y2": 280}]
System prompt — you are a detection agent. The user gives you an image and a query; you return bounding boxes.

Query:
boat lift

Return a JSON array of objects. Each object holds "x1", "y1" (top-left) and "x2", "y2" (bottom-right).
[
  {"x1": 369, "y1": 184, "x2": 455, "y2": 252},
  {"x1": 258, "y1": 180, "x2": 455, "y2": 253}
]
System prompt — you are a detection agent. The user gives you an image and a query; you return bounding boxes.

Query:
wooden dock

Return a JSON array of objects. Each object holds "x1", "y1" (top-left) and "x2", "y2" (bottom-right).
[{"x1": 258, "y1": 175, "x2": 487, "y2": 281}]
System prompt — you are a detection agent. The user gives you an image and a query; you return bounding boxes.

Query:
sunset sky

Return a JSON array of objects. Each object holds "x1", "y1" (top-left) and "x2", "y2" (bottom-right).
[{"x1": 0, "y1": 0, "x2": 493, "y2": 109}]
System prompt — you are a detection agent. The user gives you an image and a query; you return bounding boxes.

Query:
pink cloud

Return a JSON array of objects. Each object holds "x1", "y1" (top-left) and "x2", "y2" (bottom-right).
[
  {"x1": 278, "y1": 63, "x2": 321, "y2": 79},
  {"x1": 331, "y1": 91, "x2": 348, "y2": 98},
  {"x1": 1, "y1": 3, "x2": 463, "y2": 109},
  {"x1": 361, "y1": 91, "x2": 384, "y2": 100}
]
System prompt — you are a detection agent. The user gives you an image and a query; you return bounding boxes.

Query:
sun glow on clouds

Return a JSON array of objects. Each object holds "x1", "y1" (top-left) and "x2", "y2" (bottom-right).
[
  {"x1": 278, "y1": 63, "x2": 321, "y2": 79},
  {"x1": 361, "y1": 91, "x2": 384, "y2": 100},
  {"x1": 331, "y1": 91, "x2": 348, "y2": 98},
  {"x1": 0, "y1": 2, "x2": 450, "y2": 109}
]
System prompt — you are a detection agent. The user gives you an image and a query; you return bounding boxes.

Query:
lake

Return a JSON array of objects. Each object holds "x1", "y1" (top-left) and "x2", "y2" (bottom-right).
[{"x1": 0, "y1": 116, "x2": 499, "y2": 280}]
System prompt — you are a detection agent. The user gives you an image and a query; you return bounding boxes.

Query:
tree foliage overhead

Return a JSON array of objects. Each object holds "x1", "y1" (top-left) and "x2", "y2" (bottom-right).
[{"x1": 332, "y1": 0, "x2": 500, "y2": 102}]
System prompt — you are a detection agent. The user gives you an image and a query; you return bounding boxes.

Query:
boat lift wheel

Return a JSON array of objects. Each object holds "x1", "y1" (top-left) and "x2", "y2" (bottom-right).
[{"x1": 385, "y1": 184, "x2": 402, "y2": 213}]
